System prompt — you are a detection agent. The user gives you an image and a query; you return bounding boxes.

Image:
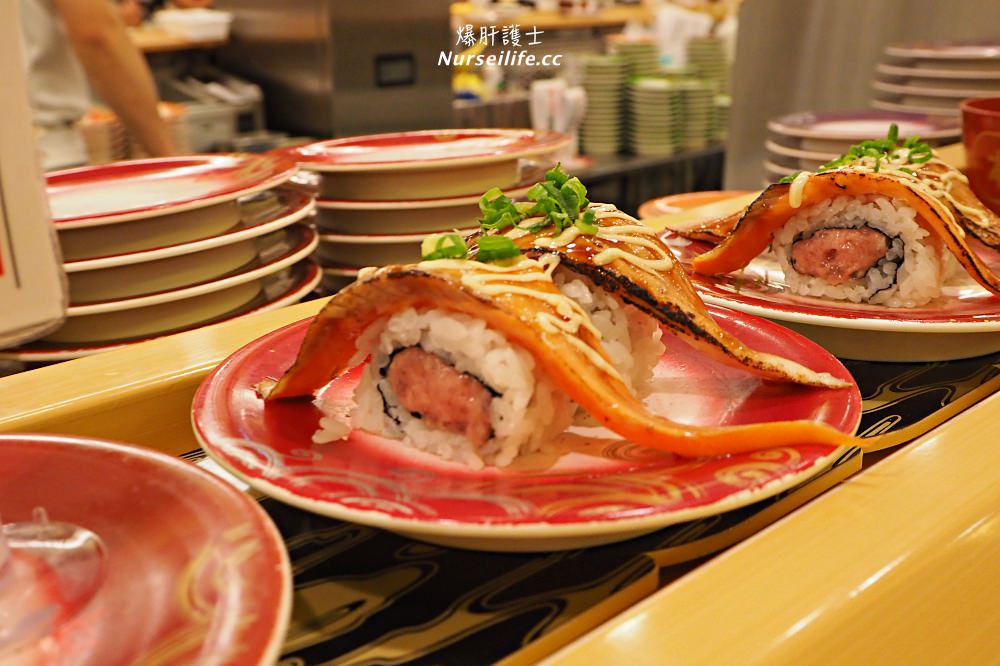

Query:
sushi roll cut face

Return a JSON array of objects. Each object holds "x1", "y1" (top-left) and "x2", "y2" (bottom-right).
[{"x1": 692, "y1": 125, "x2": 1000, "y2": 307}]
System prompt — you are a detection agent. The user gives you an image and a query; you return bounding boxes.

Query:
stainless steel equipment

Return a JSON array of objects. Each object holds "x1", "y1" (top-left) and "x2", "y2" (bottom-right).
[{"x1": 213, "y1": 0, "x2": 453, "y2": 138}]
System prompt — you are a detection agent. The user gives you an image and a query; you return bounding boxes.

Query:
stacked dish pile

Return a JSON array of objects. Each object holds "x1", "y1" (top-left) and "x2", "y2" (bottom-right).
[
  {"x1": 77, "y1": 103, "x2": 192, "y2": 165},
  {"x1": 714, "y1": 93, "x2": 731, "y2": 141},
  {"x1": 626, "y1": 78, "x2": 681, "y2": 156},
  {"x1": 0, "y1": 153, "x2": 319, "y2": 363},
  {"x1": 281, "y1": 129, "x2": 569, "y2": 293},
  {"x1": 607, "y1": 36, "x2": 661, "y2": 78},
  {"x1": 677, "y1": 78, "x2": 717, "y2": 151},
  {"x1": 872, "y1": 42, "x2": 1000, "y2": 118},
  {"x1": 763, "y1": 110, "x2": 960, "y2": 185},
  {"x1": 685, "y1": 36, "x2": 730, "y2": 94},
  {"x1": 580, "y1": 55, "x2": 629, "y2": 156}
]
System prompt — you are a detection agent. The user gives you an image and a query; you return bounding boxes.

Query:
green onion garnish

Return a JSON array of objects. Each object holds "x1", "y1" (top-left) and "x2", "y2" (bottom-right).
[
  {"x1": 474, "y1": 235, "x2": 522, "y2": 262},
  {"x1": 778, "y1": 171, "x2": 803, "y2": 184},
  {"x1": 476, "y1": 163, "x2": 598, "y2": 236},
  {"x1": 421, "y1": 233, "x2": 468, "y2": 261},
  {"x1": 814, "y1": 123, "x2": 934, "y2": 174}
]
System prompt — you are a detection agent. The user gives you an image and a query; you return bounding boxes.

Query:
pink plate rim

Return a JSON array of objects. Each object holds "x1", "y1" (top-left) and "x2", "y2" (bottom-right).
[
  {"x1": 766, "y1": 110, "x2": 960, "y2": 140},
  {"x1": 870, "y1": 99, "x2": 959, "y2": 118},
  {"x1": 48, "y1": 154, "x2": 298, "y2": 228},
  {"x1": 191, "y1": 304, "x2": 860, "y2": 544},
  {"x1": 318, "y1": 226, "x2": 478, "y2": 243},
  {"x1": 0, "y1": 262, "x2": 320, "y2": 361},
  {"x1": 63, "y1": 187, "x2": 315, "y2": 273},
  {"x1": 0, "y1": 432, "x2": 292, "y2": 666},
  {"x1": 285, "y1": 129, "x2": 571, "y2": 172}
]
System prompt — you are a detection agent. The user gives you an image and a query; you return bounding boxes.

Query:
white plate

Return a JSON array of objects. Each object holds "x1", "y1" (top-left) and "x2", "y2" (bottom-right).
[
  {"x1": 871, "y1": 79, "x2": 1000, "y2": 99},
  {"x1": 884, "y1": 42, "x2": 1000, "y2": 60},
  {"x1": 871, "y1": 98, "x2": 959, "y2": 117},
  {"x1": 876, "y1": 62, "x2": 1000, "y2": 80},
  {"x1": 764, "y1": 139, "x2": 838, "y2": 162}
]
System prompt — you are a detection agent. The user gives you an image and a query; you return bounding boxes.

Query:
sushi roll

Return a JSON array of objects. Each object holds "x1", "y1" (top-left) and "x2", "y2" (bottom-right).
[
  {"x1": 690, "y1": 126, "x2": 1000, "y2": 307},
  {"x1": 265, "y1": 253, "x2": 856, "y2": 468},
  {"x1": 471, "y1": 168, "x2": 847, "y2": 389}
]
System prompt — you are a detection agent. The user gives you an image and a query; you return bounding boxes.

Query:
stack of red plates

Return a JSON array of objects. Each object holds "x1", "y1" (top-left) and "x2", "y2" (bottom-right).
[
  {"x1": 281, "y1": 129, "x2": 569, "y2": 293},
  {"x1": 1, "y1": 153, "x2": 320, "y2": 362}
]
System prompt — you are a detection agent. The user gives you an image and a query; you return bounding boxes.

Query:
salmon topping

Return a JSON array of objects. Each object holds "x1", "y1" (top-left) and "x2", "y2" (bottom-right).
[
  {"x1": 790, "y1": 227, "x2": 890, "y2": 285},
  {"x1": 385, "y1": 347, "x2": 494, "y2": 446}
]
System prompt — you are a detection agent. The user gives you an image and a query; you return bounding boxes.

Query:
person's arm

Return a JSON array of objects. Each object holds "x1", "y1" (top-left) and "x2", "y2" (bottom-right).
[{"x1": 53, "y1": 0, "x2": 175, "y2": 156}]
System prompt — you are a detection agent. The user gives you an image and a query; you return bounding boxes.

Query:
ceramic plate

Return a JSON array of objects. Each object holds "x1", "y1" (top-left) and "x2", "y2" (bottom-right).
[
  {"x1": 285, "y1": 129, "x2": 571, "y2": 172},
  {"x1": 668, "y1": 236, "x2": 1000, "y2": 361},
  {"x1": 876, "y1": 62, "x2": 1000, "y2": 81},
  {"x1": 65, "y1": 225, "x2": 317, "y2": 314},
  {"x1": 63, "y1": 187, "x2": 315, "y2": 272},
  {"x1": 884, "y1": 42, "x2": 1000, "y2": 60},
  {"x1": 0, "y1": 262, "x2": 321, "y2": 361},
  {"x1": 0, "y1": 433, "x2": 290, "y2": 665},
  {"x1": 871, "y1": 79, "x2": 999, "y2": 99},
  {"x1": 192, "y1": 306, "x2": 860, "y2": 552},
  {"x1": 767, "y1": 110, "x2": 960, "y2": 141},
  {"x1": 637, "y1": 190, "x2": 755, "y2": 220},
  {"x1": 764, "y1": 140, "x2": 838, "y2": 162},
  {"x1": 871, "y1": 98, "x2": 959, "y2": 117},
  {"x1": 48, "y1": 154, "x2": 298, "y2": 227}
]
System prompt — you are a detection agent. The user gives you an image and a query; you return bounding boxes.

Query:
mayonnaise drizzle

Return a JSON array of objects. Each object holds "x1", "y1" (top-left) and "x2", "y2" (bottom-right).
[
  {"x1": 804, "y1": 153, "x2": 989, "y2": 231},
  {"x1": 411, "y1": 256, "x2": 624, "y2": 380},
  {"x1": 505, "y1": 204, "x2": 677, "y2": 274},
  {"x1": 789, "y1": 171, "x2": 810, "y2": 208}
]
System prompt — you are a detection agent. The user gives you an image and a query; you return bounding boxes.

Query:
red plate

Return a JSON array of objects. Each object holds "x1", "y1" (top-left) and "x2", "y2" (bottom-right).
[
  {"x1": 284, "y1": 129, "x2": 571, "y2": 172},
  {"x1": 48, "y1": 154, "x2": 298, "y2": 227},
  {"x1": 0, "y1": 434, "x2": 291, "y2": 665},
  {"x1": 192, "y1": 305, "x2": 860, "y2": 552}
]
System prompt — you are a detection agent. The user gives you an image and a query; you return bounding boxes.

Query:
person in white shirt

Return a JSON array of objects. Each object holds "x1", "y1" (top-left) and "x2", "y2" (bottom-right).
[{"x1": 19, "y1": 0, "x2": 175, "y2": 168}]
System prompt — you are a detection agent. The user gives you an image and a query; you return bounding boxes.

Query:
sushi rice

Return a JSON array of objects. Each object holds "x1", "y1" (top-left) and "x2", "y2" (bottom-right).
[{"x1": 772, "y1": 194, "x2": 943, "y2": 307}]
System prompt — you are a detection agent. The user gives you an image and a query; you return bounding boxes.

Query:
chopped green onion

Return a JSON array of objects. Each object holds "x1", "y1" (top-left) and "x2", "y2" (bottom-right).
[
  {"x1": 475, "y1": 235, "x2": 522, "y2": 262},
  {"x1": 421, "y1": 233, "x2": 468, "y2": 261},
  {"x1": 476, "y1": 163, "x2": 600, "y2": 237},
  {"x1": 778, "y1": 171, "x2": 803, "y2": 184}
]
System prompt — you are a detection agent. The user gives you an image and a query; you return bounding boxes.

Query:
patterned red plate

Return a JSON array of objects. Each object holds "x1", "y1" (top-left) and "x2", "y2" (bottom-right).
[
  {"x1": 285, "y1": 129, "x2": 571, "y2": 172},
  {"x1": 0, "y1": 434, "x2": 291, "y2": 665},
  {"x1": 193, "y1": 305, "x2": 860, "y2": 551},
  {"x1": 48, "y1": 153, "x2": 297, "y2": 227}
]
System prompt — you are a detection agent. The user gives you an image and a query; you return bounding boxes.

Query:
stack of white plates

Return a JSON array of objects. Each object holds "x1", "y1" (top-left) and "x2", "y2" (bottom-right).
[
  {"x1": 677, "y1": 79, "x2": 717, "y2": 151},
  {"x1": 0, "y1": 154, "x2": 319, "y2": 362},
  {"x1": 626, "y1": 78, "x2": 682, "y2": 156},
  {"x1": 763, "y1": 109, "x2": 961, "y2": 186},
  {"x1": 872, "y1": 42, "x2": 1000, "y2": 117},
  {"x1": 714, "y1": 94, "x2": 731, "y2": 141},
  {"x1": 686, "y1": 36, "x2": 730, "y2": 94},
  {"x1": 283, "y1": 129, "x2": 569, "y2": 292},
  {"x1": 581, "y1": 55, "x2": 629, "y2": 156},
  {"x1": 608, "y1": 36, "x2": 661, "y2": 78}
]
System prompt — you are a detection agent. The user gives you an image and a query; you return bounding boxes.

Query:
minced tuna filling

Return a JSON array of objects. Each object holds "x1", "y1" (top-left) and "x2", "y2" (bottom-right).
[
  {"x1": 383, "y1": 347, "x2": 495, "y2": 446},
  {"x1": 789, "y1": 226, "x2": 890, "y2": 285}
]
